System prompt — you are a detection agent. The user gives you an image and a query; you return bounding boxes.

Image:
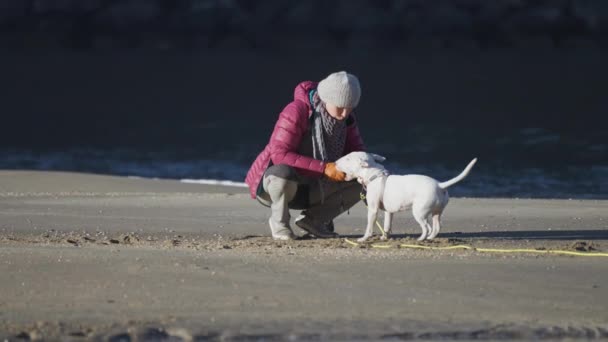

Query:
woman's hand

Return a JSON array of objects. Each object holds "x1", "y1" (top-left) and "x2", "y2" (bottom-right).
[{"x1": 323, "y1": 162, "x2": 346, "y2": 182}]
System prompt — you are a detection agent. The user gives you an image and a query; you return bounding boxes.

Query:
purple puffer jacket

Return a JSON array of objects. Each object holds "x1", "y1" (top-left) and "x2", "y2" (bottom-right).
[{"x1": 245, "y1": 81, "x2": 366, "y2": 198}]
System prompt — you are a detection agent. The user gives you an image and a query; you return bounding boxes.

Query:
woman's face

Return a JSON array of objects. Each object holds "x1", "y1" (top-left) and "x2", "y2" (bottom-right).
[{"x1": 325, "y1": 103, "x2": 354, "y2": 121}]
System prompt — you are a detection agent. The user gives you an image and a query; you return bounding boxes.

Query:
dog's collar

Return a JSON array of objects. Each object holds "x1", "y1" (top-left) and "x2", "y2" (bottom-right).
[
  {"x1": 368, "y1": 172, "x2": 389, "y2": 184},
  {"x1": 362, "y1": 170, "x2": 389, "y2": 190}
]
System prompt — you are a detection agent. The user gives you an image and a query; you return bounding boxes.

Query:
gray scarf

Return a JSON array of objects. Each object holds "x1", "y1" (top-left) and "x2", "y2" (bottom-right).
[
  {"x1": 310, "y1": 90, "x2": 348, "y2": 202},
  {"x1": 310, "y1": 91, "x2": 347, "y2": 163}
]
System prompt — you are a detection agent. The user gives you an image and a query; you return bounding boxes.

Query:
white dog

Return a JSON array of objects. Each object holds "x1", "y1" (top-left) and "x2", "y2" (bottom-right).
[{"x1": 335, "y1": 152, "x2": 477, "y2": 242}]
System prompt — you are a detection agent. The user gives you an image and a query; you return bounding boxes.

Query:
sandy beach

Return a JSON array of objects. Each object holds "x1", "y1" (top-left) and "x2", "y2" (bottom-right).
[{"x1": 1, "y1": 170, "x2": 607, "y2": 340}]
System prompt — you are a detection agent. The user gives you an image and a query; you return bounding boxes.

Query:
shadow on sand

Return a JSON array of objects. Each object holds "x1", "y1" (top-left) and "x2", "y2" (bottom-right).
[{"x1": 235, "y1": 230, "x2": 607, "y2": 242}]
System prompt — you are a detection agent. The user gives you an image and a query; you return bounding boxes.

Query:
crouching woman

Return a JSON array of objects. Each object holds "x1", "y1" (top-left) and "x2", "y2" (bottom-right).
[{"x1": 245, "y1": 71, "x2": 367, "y2": 240}]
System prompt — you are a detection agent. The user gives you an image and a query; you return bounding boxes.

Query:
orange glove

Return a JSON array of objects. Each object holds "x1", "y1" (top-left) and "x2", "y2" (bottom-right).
[{"x1": 323, "y1": 162, "x2": 346, "y2": 182}]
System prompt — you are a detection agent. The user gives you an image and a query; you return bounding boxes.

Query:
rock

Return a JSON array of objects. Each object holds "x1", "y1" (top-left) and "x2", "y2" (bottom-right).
[
  {"x1": 108, "y1": 332, "x2": 131, "y2": 342},
  {"x1": 135, "y1": 327, "x2": 185, "y2": 342}
]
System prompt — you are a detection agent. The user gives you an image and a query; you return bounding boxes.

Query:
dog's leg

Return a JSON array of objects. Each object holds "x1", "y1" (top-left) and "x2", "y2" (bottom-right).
[
  {"x1": 358, "y1": 182, "x2": 382, "y2": 242},
  {"x1": 358, "y1": 206, "x2": 378, "y2": 242},
  {"x1": 413, "y1": 205, "x2": 432, "y2": 241},
  {"x1": 380, "y1": 211, "x2": 393, "y2": 240},
  {"x1": 428, "y1": 214, "x2": 441, "y2": 239},
  {"x1": 413, "y1": 216, "x2": 431, "y2": 241}
]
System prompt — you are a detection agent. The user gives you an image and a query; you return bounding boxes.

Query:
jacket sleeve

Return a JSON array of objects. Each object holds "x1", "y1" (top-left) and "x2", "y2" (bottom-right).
[
  {"x1": 268, "y1": 100, "x2": 326, "y2": 177},
  {"x1": 344, "y1": 114, "x2": 366, "y2": 154}
]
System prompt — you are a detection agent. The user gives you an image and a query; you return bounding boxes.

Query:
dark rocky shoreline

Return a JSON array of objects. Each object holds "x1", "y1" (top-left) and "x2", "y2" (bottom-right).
[{"x1": 1, "y1": 0, "x2": 607, "y2": 51}]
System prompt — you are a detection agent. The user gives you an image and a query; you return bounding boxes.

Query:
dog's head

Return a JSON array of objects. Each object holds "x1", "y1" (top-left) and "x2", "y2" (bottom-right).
[{"x1": 335, "y1": 152, "x2": 387, "y2": 183}]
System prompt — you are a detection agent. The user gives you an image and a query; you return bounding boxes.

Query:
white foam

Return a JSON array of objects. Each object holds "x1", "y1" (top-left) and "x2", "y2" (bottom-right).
[{"x1": 180, "y1": 178, "x2": 248, "y2": 187}]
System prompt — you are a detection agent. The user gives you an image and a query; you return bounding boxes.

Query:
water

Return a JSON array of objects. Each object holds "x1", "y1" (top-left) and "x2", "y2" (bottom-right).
[
  {"x1": 1, "y1": 50, "x2": 606, "y2": 199},
  {"x1": 2, "y1": 133, "x2": 606, "y2": 199}
]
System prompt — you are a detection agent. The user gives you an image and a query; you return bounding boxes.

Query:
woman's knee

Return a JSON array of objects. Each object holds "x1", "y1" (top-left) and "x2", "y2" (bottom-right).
[
  {"x1": 263, "y1": 165, "x2": 298, "y2": 199},
  {"x1": 264, "y1": 164, "x2": 297, "y2": 181}
]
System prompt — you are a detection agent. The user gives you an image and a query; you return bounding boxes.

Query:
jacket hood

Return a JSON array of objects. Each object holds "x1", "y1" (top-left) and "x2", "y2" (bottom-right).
[{"x1": 293, "y1": 81, "x2": 318, "y2": 109}]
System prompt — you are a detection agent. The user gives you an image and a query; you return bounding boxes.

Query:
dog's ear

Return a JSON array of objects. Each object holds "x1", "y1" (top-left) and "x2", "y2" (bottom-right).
[{"x1": 370, "y1": 153, "x2": 386, "y2": 162}]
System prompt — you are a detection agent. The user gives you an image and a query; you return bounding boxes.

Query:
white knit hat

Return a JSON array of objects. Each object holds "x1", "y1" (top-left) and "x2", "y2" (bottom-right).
[{"x1": 317, "y1": 71, "x2": 361, "y2": 108}]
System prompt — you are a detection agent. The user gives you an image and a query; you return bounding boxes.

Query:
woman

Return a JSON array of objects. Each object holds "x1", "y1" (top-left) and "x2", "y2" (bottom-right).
[{"x1": 245, "y1": 71, "x2": 366, "y2": 240}]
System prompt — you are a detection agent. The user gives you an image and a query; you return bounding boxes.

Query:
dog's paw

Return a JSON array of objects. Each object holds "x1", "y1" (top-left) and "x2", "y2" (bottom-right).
[
  {"x1": 380, "y1": 235, "x2": 389, "y2": 241},
  {"x1": 357, "y1": 236, "x2": 370, "y2": 243}
]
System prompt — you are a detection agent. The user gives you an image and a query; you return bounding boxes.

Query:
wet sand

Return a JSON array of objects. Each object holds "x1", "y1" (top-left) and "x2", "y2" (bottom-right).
[{"x1": 1, "y1": 171, "x2": 607, "y2": 340}]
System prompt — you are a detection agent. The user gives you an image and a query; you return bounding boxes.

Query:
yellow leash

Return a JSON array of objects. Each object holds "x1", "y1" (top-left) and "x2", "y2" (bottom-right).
[
  {"x1": 344, "y1": 238, "x2": 608, "y2": 257},
  {"x1": 348, "y1": 193, "x2": 608, "y2": 257}
]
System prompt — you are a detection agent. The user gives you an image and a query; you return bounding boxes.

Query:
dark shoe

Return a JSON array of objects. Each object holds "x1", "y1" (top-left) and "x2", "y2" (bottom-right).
[{"x1": 295, "y1": 215, "x2": 338, "y2": 238}]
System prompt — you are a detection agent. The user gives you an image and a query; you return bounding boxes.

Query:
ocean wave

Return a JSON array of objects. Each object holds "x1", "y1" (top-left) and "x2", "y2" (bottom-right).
[
  {"x1": 180, "y1": 179, "x2": 247, "y2": 187},
  {"x1": 1, "y1": 148, "x2": 606, "y2": 199}
]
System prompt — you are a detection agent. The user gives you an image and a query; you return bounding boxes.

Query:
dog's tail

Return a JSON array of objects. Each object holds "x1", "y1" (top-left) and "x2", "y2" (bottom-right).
[{"x1": 438, "y1": 158, "x2": 477, "y2": 189}]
